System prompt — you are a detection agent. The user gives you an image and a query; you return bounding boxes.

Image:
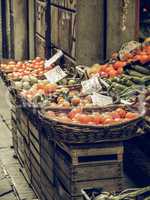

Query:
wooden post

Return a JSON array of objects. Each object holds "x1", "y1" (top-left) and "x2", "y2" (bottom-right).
[
  {"x1": 12, "y1": 0, "x2": 28, "y2": 60},
  {"x1": 28, "y1": 0, "x2": 35, "y2": 59},
  {"x1": 1, "y1": 0, "x2": 8, "y2": 58},
  {"x1": 106, "y1": 0, "x2": 139, "y2": 58},
  {"x1": 0, "y1": 0, "x2": 2, "y2": 58},
  {"x1": 6, "y1": 0, "x2": 11, "y2": 58},
  {"x1": 76, "y1": 0, "x2": 105, "y2": 65}
]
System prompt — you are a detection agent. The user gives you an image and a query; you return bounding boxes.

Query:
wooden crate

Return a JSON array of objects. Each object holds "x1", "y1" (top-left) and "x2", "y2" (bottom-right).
[
  {"x1": 30, "y1": 130, "x2": 40, "y2": 153},
  {"x1": 30, "y1": 143, "x2": 40, "y2": 174},
  {"x1": 54, "y1": 142, "x2": 124, "y2": 196},
  {"x1": 24, "y1": 150, "x2": 31, "y2": 182},
  {"x1": 29, "y1": 120, "x2": 39, "y2": 143},
  {"x1": 40, "y1": 147, "x2": 54, "y2": 184},
  {"x1": 12, "y1": 127, "x2": 18, "y2": 154},
  {"x1": 54, "y1": 174, "x2": 125, "y2": 200},
  {"x1": 11, "y1": 115, "x2": 18, "y2": 154},
  {"x1": 40, "y1": 168, "x2": 54, "y2": 200},
  {"x1": 20, "y1": 113, "x2": 29, "y2": 144},
  {"x1": 17, "y1": 130, "x2": 25, "y2": 166},
  {"x1": 31, "y1": 176, "x2": 41, "y2": 200},
  {"x1": 40, "y1": 125, "x2": 54, "y2": 184}
]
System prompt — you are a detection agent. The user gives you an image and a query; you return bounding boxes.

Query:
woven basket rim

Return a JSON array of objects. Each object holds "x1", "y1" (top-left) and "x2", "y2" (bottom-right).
[{"x1": 40, "y1": 106, "x2": 144, "y2": 129}]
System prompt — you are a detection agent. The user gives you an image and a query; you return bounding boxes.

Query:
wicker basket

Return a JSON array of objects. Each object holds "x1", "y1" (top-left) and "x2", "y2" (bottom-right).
[{"x1": 39, "y1": 105, "x2": 145, "y2": 144}]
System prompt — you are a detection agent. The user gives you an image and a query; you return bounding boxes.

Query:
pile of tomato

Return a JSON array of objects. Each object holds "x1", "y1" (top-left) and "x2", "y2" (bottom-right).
[
  {"x1": 99, "y1": 45, "x2": 150, "y2": 78},
  {"x1": 2, "y1": 57, "x2": 53, "y2": 80},
  {"x1": 46, "y1": 107, "x2": 139, "y2": 125}
]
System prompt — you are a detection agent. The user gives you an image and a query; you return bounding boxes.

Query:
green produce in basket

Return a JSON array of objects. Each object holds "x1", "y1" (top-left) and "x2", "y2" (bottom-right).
[
  {"x1": 131, "y1": 65, "x2": 150, "y2": 75},
  {"x1": 125, "y1": 69, "x2": 145, "y2": 78}
]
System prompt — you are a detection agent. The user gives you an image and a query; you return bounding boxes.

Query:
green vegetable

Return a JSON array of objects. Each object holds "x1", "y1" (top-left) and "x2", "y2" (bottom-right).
[
  {"x1": 30, "y1": 76, "x2": 38, "y2": 85},
  {"x1": 14, "y1": 81, "x2": 22, "y2": 90},
  {"x1": 129, "y1": 76, "x2": 144, "y2": 84},
  {"x1": 22, "y1": 75, "x2": 30, "y2": 82},
  {"x1": 111, "y1": 82, "x2": 127, "y2": 91},
  {"x1": 125, "y1": 69, "x2": 144, "y2": 78},
  {"x1": 23, "y1": 81, "x2": 31, "y2": 90},
  {"x1": 131, "y1": 65, "x2": 150, "y2": 75}
]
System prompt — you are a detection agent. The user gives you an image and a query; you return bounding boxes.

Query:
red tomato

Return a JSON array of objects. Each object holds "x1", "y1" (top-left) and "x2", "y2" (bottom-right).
[
  {"x1": 39, "y1": 60, "x2": 44, "y2": 65},
  {"x1": 113, "y1": 61, "x2": 127, "y2": 70},
  {"x1": 116, "y1": 108, "x2": 126, "y2": 118},
  {"x1": 113, "y1": 118, "x2": 122, "y2": 124},
  {"x1": 100, "y1": 71, "x2": 109, "y2": 78},
  {"x1": 125, "y1": 112, "x2": 138, "y2": 120},
  {"x1": 24, "y1": 71, "x2": 30, "y2": 75},
  {"x1": 37, "y1": 83, "x2": 45, "y2": 90},
  {"x1": 117, "y1": 67, "x2": 123, "y2": 75},
  {"x1": 103, "y1": 117, "x2": 114, "y2": 125},
  {"x1": 77, "y1": 114, "x2": 91, "y2": 124},
  {"x1": 110, "y1": 111, "x2": 121, "y2": 119},
  {"x1": 68, "y1": 108, "x2": 82, "y2": 119},
  {"x1": 32, "y1": 59, "x2": 36, "y2": 64},
  {"x1": 35, "y1": 56, "x2": 42, "y2": 62},
  {"x1": 100, "y1": 64, "x2": 108, "y2": 72},
  {"x1": 108, "y1": 69, "x2": 117, "y2": 77},
  {"x1": 133, "y1": 54, "x2": 141, "y2": 61},
  {"x1": 8, "y1": 61, "x2": 16, "y2": 65},
  {"x1": 17, "y1": 61, "x2": 23, "y2": 65},
  {"x1": 139, "y1": 54, "x2": 149, "y2": 64},
  {"x1": 90, "y1": 113, "x2": 104, "y2": 124},
  {"x1": 105, "y1": 66, "x2": 114, "y2": 73}
]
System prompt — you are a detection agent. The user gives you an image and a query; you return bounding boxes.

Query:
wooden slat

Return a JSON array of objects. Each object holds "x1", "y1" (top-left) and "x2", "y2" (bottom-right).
[
  {"x1": 11, "y1": 0, "x2": 28, "y2": 59},
  {"x1": 51, "y1": 6, "x2": 76, "y2": 58},
  {"x1": 55, "y1": 175, "x2": 124, "y2": 197},
  {"x1": 106, "y1": 0, "x2": 138, "y2": 58},
  {"x1": 35, "y1": 0, "x2": 46, "y2": 37},
  {"x1": 76, "y1": 0, "x2": 105, "y2": 65}
]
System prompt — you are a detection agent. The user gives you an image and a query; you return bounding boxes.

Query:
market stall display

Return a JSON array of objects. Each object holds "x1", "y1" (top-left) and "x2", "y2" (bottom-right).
[{"x1": 0, "y1": 41, "x2": 149, "y2": 200}]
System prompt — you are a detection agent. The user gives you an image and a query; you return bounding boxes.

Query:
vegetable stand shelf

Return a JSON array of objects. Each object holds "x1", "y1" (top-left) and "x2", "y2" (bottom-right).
[{"x1": 0, "y1": 51, "x2": 148, "y2": 200}]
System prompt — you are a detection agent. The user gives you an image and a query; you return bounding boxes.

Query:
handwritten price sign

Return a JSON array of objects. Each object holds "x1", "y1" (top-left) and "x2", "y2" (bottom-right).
[
  {"x1": 81, "y1": 76, "x2": 102, "y2": 94},
  {"x1": 45, "y1": 65, "x2": 67, "y2": 83}
]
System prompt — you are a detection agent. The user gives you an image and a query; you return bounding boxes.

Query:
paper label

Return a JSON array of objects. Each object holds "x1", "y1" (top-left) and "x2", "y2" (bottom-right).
[
  {"x1": 81, "y1": 76, "x2": 102, "y2": 94},
  {"x1": 91, "y1": 93, "x2": 113, "y2": 106},
  {"x1": 44, "y1": 65, "x2": 67, "y2": 83},
  {"x1": 45, "y1": 50, "x2": 63, "y2": 67},
  {"x1": 119, "y1": 41, "x2": 141, "y2": 60}
]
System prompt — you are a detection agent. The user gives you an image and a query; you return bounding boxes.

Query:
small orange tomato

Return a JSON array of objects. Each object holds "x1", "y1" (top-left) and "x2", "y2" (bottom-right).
[
  {"x1": 125, "y1": 112, "x2": 138, "y2": 120},
  {"x1": 110, "y1": 111, "x2": 121, "y2": 119},
  {"x1": 71, "y1": 97, "x2": 81, "y2": 106},
  {"x1": 116, "y1": 108, "x2": 126, "y2": 118},
  {"x1": 113, "y1": 61, "x2": 127, "y2": 70},
  {"x1": 108, "y1": 69, "x2": 117, "y2": 77},
  {"x1": 103, "y1": 117, "x2": 114, "y2": 125},
  {"x1": 35, "y1": 56, "x2": 42, "y2": 62},
  {"x1": 47, "y1": 111, "x2": 56, "y2": 117},
  {"x1": 8, "y1": 61, "x2": 16, "y2": 65},
  {"x1": 117, "y1": 67, "x2": 123, "y2": 75},
  {"x1": 100, "y1": 64, "x2": 108, "y2": 72},
  {"x1": 68, "y1": 108, "x2": 82, "y2": 119},
  {"x1": 140, "y1": 54, "x2": 149, "y2": 64},
  {"x1": 90, "y1": 113, "x2": 104, "y2": 124}
]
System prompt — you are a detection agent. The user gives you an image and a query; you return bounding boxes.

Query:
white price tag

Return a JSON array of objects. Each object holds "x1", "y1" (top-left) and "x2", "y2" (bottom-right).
[
  {"x1": 91, "y1": 93, "x2": 113, "y2": 107},
  {"x1": 44, "y1": 65, "x2": 67, "y2": 83},
  {"x1": 45, "y1": 50, "x2": 63, "y2": 68},
  {"x1": 81, "y1": 76, "x2": 102, "y2": 94},
  {"x1": 119, "y1": 41, "x2": 141, "y2": 60}
]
